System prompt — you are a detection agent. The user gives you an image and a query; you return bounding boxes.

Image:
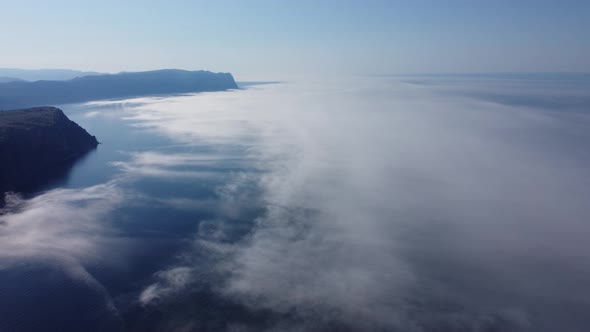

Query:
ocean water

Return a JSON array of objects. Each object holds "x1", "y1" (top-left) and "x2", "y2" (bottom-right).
[{"x1": 1, "y1": 76, "x2": 590, "y2": 331}]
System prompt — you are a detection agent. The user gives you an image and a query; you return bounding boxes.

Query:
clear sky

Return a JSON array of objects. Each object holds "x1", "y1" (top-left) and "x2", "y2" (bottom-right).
[{"x1": 1, "y1": 0, "x2": 589, "y2": 78}]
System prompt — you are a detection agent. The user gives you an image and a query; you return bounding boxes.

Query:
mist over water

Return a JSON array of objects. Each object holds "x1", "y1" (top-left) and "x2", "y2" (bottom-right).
[{"x1": 1, "y1": 76, "x2": 590, "y2": 331}]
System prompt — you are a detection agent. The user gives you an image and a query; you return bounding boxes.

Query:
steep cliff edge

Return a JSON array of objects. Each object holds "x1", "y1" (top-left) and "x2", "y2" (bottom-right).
[{"x1": 0, "y1": 107, "x2": 98, "y2": 194}]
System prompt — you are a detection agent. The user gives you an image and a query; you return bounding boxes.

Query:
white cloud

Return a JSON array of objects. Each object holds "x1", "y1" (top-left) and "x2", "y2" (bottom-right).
[
  {"x1": 0, "y1": 181, "x2": 126, "y2": 261},
  {"x1": 129, "y1": 77, "x2": 590, "y2": 330}
]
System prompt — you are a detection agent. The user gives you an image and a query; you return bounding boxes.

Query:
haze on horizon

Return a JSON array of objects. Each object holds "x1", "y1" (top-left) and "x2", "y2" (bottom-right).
[{"x1": 1, "y1": 0, "x2": 589, "y2": 79}]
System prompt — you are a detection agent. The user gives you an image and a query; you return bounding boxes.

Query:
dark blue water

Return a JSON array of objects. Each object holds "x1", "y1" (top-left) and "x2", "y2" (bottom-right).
[{"x1": 0, "y1": 94, "x2": 268, "y2": 331}]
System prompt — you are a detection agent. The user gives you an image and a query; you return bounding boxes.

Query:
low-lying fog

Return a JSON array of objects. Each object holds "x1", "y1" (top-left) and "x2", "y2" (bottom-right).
[{"x1": 1, "y1": 76, "x2": 590, "y2": 331}]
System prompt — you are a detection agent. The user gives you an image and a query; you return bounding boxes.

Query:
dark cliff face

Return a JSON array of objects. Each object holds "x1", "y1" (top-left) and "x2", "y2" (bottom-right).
[
  {"x1": 0, "y1": 69, "x2": 239, "y2": 110},
  {"x1": 0, "y1": 107, "x2": 98, "y2": 195}
]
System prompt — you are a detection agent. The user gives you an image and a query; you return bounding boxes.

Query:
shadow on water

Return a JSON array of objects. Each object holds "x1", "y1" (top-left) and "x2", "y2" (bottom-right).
[{"x1": 0, "y1": 147, "x2": 98, "y2": 208}]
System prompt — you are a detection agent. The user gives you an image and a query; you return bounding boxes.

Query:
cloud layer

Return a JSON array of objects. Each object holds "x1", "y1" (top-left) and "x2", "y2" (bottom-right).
[
  {"x1": 3, "y1": 76, "x2": 590, "y2": 331},
  {"x1": 125, "y1": 78, "x2": 590, "y2": 331}
]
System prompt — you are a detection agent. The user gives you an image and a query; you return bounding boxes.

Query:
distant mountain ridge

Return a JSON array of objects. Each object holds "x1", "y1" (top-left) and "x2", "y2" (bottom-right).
[
  {"x1": 0, "y1": 77, "x2": 24, "y2": 83},
  {"x1": 0, "y1": 69, "x2": 239, "y2": 110},
  {"x1": 0, "y1": 68, "x2": 102, "y2": 81}
]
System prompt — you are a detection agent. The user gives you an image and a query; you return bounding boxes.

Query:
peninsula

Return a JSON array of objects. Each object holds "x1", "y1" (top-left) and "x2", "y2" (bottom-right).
[
  {"x1": 0, "y1": 69, "x2": 239, "y2": 110},
  {"x1": 0, "y1": 107, "x2": 98, "y2": 195}
]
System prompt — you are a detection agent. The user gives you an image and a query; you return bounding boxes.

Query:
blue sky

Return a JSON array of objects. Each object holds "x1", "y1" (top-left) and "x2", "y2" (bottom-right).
[{"x1": 1, "y1": 0, "x2": 588, "y2": 78}]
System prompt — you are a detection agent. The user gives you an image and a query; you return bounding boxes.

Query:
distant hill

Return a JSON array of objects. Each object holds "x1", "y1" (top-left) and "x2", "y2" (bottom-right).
[
  {"x1": 0, "y1": 107, "x2": 98, "y2": 195},
  {"x1": 0, "y1": 77, "x2": 24, "y2": 83},
  {"x1": 0, "y1": 68, "x2": 102, "y2": 81},
  {"x1": 0, "y1": 69, "x2": 239, "y2": 110}
]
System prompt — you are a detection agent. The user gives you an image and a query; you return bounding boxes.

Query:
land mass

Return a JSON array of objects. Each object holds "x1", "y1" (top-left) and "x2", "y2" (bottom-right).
[
  {"x1": 0, "y1": 68, "x2": 103, "y2": 81},
  {"x1": 0, "y1": 77, "x2": 24, "y2": 83},
  {"x1": 0, "y1": 107, "x2": 98, "y2": 195},
  {"x1": 0, "y1": 69, "x2": 239, "y2": 109}
]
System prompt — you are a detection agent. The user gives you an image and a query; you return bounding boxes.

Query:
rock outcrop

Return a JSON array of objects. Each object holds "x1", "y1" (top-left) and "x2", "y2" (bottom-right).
[{"x1": 0, "y1": 107, "x2": 98, "y2": 194}]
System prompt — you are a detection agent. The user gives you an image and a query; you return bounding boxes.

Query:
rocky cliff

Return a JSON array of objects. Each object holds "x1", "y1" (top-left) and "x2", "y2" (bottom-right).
[{"x1": 0, "y1": 107, "x2": 98, "y2": 194}]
